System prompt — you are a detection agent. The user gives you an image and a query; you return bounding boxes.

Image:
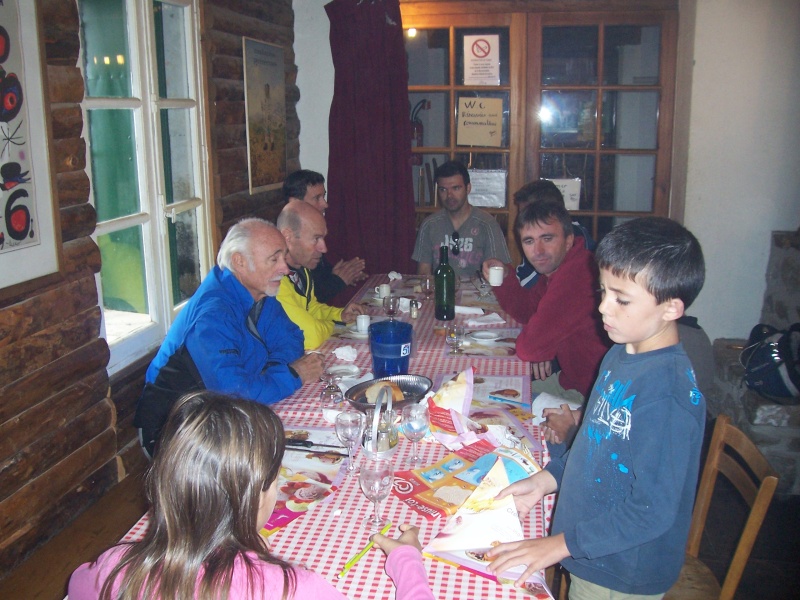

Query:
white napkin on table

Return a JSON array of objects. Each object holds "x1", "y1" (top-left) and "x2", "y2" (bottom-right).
[
  {"x1": 465, "y1": 312, "x2": 506, "y2": 327},
  {"x1": 332, "y1": 345, "x2": 358, "y2": 361},
  {"x1": 387, "y1": 271, "x2": 403, "y2": 281},
  {"x1": 398, "y1": 297, "x2": 411, "y2": 313},
  {"x1": 454, "y1": 305, "x2": 484, "y2": 315}
]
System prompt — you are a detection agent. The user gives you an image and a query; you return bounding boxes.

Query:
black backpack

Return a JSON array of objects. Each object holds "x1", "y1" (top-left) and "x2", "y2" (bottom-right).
[{"x1": 740, "y1": 323, "x2": 800, "y2": 405}]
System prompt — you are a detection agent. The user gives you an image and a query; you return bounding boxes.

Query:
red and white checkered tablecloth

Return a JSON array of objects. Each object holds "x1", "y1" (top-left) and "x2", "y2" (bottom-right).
[{"x1": 121, "y1": 275, "x2": 556, "y2": 599}]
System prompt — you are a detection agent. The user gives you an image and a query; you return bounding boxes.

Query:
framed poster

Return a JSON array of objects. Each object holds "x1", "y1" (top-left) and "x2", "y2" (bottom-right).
[
  {"x1": 243, "y1": 37, "x2": 286, "y2": 194},
  {"x1": 0, "y1": 0, "x2": 62, "y2": 300}
]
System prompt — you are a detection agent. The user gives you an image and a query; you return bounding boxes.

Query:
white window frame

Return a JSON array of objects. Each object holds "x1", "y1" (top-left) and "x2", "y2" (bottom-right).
[{"x1": 80, "y1": 0, "x2": 213, "y2": 376}]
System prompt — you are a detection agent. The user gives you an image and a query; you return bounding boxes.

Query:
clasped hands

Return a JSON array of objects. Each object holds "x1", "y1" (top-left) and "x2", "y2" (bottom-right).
[{"x1": 333, "y1": 257, "x2": 368, "y2": 286}]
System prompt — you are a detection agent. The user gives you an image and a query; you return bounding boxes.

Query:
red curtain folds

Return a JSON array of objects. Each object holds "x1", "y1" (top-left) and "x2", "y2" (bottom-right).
[{"x1": 324, "y1": 0, "x2": 416, "y2": 279}]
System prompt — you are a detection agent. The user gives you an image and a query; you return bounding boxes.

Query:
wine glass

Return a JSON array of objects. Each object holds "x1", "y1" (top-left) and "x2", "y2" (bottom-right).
[
  {"x1": 421, "y1": 277, "x2": 434, "y2": 302},
  {"x1": 319, "y1": 370, "x2": 344, "y2": 412},
  {"x1": 383, "y1": 295, "x2": 399, "y2": 320},
  {"x1": 401, "y1": 404, "x2": 429, "y2": 466},
  {"x1": 445, "y1": 322, "x2": 465, "y2": 355},
  {"x1": 359, "y1": 458, "x2": 394, "y2": 531},
  {"x1": 335, "y1": 410, "x2": 365, "y2": 475}
]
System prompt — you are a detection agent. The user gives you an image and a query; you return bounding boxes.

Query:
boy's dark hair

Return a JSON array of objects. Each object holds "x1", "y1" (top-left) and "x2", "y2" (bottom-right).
[
  {"x1": 513, "y1": 179, "x2": 564, "y2": 206},
  {"x1": 434, "y1": 160, "x2": 470, "y2": 186},
  {"x1": 515, "y1": 199, "x2": 573, "y2": 238},
  {"x1": 282, "y1": 169, "x2": 325, "y2": 202},
  {"x1": 596, "y1": 216, "x2": 705, "y2": 308}
]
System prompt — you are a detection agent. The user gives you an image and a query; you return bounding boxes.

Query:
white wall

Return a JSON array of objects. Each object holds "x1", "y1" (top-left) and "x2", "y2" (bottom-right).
[
  {"x1": 293, "y1": 0, "x2": 334, "y2": 180},
  {"x1": 293, "y1": 0, "x2": 800, "y2": 341},
  {"x1": 684, "y1": 0, "x2": 800, "y2": 340}
]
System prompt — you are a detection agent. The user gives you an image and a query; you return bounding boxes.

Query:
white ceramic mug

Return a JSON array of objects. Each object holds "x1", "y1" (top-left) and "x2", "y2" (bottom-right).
[
  {"x1": 488, "y1": 265, "x2": 504, "y2": 286},
  {"x1": 356, "y1": 314, "x2": 371, "y2": 333},
  {"x1": 375, "y1": 283, "x2": 391, "y2": 298}
]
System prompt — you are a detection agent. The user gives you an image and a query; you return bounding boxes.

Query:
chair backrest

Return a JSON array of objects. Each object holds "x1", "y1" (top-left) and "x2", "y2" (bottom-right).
[{"x1": 685, "y1": 414, "x2": 779, "y2": 600}]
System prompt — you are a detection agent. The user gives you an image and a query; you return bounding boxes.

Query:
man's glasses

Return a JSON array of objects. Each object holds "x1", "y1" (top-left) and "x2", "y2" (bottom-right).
[{"x1": 451, "y1": 231, "x2": 460, "y2": 255}]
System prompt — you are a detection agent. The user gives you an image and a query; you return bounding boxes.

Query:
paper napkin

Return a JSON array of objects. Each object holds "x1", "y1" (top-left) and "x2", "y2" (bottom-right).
[
  {"x1": 454, "y1": 305, "x2": 484, "y2": 315},
  {"x1": 387, "y1": 271, "x2": 403, "y2": 281},
  {"x1": 332, "y1": 346, "x2": 358, "y2": 361},
  {"x1": 465, "y1": 312, "x2": 506, "y2": 327}
]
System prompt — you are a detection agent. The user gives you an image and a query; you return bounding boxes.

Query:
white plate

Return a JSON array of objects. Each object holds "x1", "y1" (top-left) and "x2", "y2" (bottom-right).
[
  {"x1": 326, "y1": 364, "x2": 361, "y2": 377},
  {"x1": 468, "y1": 330, "x2": 500, "y2": 342},
  {"x1": 346, "y1": 324, "x2": 369, "y2": 338}
]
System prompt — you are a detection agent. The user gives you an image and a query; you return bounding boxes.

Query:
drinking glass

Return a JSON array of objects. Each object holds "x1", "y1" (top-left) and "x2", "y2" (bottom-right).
[
  {"x1": 401, "y1": 404, "x2": 429, "y2": 466},
  {"x1": 335, "y1": 410, "x2": 365, "y2": 475},
  {"x1": 445, "y1": 322, "x2": 465, "y2": 355},
  {"x1": 421, "y1": 276, "x2": 434, "y2": 302},
  {"x1": 319, "y1": 370, "x2": 344, "y2": 412},
  {"x1": 383, "y1": 295, "x2": 399, "y2": 320},
  {"x1": 359, "y1": 458, "x2": 394, "y2": 531}
]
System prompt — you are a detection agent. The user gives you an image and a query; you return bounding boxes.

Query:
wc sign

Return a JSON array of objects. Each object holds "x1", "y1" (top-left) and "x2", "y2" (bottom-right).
[{"x1": 463, "y1": 34, "x2": 500, "y2": 86}]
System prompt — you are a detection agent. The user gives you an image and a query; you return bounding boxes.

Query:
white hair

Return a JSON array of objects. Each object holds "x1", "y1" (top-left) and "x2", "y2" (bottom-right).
[{"x1": 217, "y1": 218, "x2": 277, "y2": 271}]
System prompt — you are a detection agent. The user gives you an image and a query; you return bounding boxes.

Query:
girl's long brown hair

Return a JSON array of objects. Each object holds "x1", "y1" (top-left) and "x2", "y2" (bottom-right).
[{"x1": 100, "y1": 392, "x2": 296, "y2": 600}]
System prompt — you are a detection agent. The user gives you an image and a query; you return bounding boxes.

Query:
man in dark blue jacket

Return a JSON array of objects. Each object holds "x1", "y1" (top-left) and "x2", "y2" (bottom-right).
[{"x1": 134, "y1": 218, "x2": 324, "y2": 456}]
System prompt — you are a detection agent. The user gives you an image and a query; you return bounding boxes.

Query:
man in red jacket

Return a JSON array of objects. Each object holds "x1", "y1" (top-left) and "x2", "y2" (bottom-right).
[{"x1": 483, "y1": 200, "x2": 609, "y2": 404}]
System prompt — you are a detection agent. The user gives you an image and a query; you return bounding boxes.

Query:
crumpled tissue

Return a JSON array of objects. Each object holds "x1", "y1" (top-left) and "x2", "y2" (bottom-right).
[
  {"x1": 465, "y1": 312, "x2": 506, "y2": 327},
  {"x1": 332, "y1": 346, "x2": 357, "y2": 361},
  {"x1": 387, "y1": 271, "x2": 403, "y2": 281}
]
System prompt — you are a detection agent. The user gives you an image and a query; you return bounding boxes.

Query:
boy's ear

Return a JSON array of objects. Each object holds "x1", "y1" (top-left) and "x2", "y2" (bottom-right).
[{"x1": 662, "y1": 297, "x2": 685, "y2": 322}]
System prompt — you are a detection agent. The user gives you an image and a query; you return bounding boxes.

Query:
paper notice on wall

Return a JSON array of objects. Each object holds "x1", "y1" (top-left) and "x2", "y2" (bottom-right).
[
  {"x1": 467, "y1": 169, "x2": 506, "y2": 208},
  {"x1": 463, "y1": 34, "x2": 500, "y2": 86},
  {"x1": 457, "y1": 97, "x2": 503, "y2": 148},
  {"x1": 547, "y1": 178, "x2": 582, "y2": 211}
]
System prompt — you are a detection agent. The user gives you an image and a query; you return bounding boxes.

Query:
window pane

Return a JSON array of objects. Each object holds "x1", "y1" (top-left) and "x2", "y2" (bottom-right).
[
  {"x1": 599, "y1": 154, "x2": 655, "y2": 211},
  {"x1": 411, "y1": 153, "x2": 449, "y2": 207},
  {"x1": 406, "y1": 28, "x2": 449, "y2": 86},
  {"x1": 168, "y1": 209, "x2": 201, "y2": 305},
  {"x1": 153, "y1": 1, "x2": 190, "y2": 99},
  {"x1": 98, "y1": 227, "x2": 148, "y2": 314},
  {"x1": 539, "y1": 153, "x2": 595, "y2": 210},
  {"x1": 602, "y1": 91, "x2": 658, "y2": 149},
  {"x1": 540, "y1": 91, "x2": 597, "y2": 149},
  {"x1": 456, "y1": 28, "x2": 510, "y2": 86},
  {"x1": 79, "y1": 0, "x2": 132, "y2": 98},
  {"x1": 603, "y1": 25, "x2": 660, "y2": 85},
  {"x1": 161, "y1": 108, "x2": 196, "y2": 203},
  {"x1": 456, "y1": 91, "x2": 509, "y2": 148},
  {"x1": 88, "y1": 109, "x2": 140, "y2": 221},
  {"x1": 409, "y1": 92, "x2": 449, "y2": 148},
  {"x1": 542, "y1": 26, "x2": 598, "y2": 85}
]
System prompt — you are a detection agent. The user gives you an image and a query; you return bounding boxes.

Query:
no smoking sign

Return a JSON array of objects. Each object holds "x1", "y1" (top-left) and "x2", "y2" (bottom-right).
[{"x1": 471, "y1": 38, "x2": 491, "y2": 58}]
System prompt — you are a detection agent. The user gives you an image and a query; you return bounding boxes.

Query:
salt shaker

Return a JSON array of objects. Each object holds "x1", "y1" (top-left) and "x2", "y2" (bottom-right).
[{"x1": 410, "y1": 300, "x2": 419, "y2": 319}]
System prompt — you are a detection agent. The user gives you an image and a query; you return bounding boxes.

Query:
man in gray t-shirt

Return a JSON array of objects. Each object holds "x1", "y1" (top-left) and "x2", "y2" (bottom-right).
[{"x1": 412, "y1": 161, "x2": 510, "y2": 279}]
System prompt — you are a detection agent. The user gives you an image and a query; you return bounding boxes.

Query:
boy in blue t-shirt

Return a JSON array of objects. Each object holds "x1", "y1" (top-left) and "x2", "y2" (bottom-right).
[{"x1": 487, "y1": 217, "x2": 706, "y2": 599}]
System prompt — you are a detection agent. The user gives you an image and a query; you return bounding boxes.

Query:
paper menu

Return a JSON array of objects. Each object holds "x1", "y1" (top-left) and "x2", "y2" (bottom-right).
[{"x1": 436, "y1": 373, "x2": 531, "y2": 408}]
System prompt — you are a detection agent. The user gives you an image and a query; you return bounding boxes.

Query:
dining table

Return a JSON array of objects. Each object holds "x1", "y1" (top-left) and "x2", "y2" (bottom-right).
[{"x1": 118, "y1": 274, "x2": 555, "y2": 599}]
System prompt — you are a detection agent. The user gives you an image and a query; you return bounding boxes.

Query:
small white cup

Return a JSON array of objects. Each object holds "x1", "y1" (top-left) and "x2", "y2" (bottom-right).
[
  {"x1": 375, "y1": 283, "x2": 391, "y2": 298},
  {"x1": 488, "y1": 265, "x2": 505, "y2": 286},
  {"x1": 356, "y1": 314, "x2": 371, "y2": 334}
]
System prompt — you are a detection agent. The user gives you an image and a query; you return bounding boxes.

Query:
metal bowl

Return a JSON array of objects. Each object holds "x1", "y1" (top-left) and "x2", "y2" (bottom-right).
[{"x1": 345, "y1": 374, "x2": 433, "y2": 413}]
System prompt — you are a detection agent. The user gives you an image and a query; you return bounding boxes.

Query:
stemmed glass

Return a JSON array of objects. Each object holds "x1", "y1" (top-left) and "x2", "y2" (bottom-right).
[
  {"x1": 421, "y1": 277, "x2": 434, "y2": 302},
  {"x1": 319, "y1": 370, "x2": 344, "y2": 412},
  {"x1": 401, "y1": 404, "x2": 429, "y2": 466},
  {"x1": 359, "y1": 458, "x2": 394, "y2": 531},
  {"x1": 335, "y1": 410, "x2": 365, "y2": 475},
  {"x1": 383, "y1": 295, "x2": 399, "y2": 320},
  {"x1": 445, "y1": 322, "x2": 465, "y2": 355}
]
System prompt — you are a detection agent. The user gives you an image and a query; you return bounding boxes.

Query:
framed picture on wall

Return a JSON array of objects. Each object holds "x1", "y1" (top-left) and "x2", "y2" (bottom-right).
[
  {"x1": 243, "y1": 37, "x2": 287, "y2": 194},
  {"x1": 0, "y1": 0, "x2": 63, "y2": 301}
]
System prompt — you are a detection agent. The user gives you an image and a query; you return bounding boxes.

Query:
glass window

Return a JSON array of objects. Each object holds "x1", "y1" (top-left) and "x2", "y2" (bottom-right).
[
  {"x1": 542, "y1": 26, "x2": 598, "y2": 86},
  {"x1": 599, "y1": 154, "x2": 655, "y2": 211},
  {"x1": 405, "y1": 28, "x2": 449, "y2": 86},
  {"x1": 409, "y1": 92, "x2": 449, "y2": 148},
  {"x1": 540, "y1": 90, "x2": 597, "y2": 149},
  {"x1": 80, "y1": 0, "x2": 209, "y2": 375},
  {"x1": 601, "y1": 91, "x2": 658, "y2": 149},
  {"x1": 539, "y1": 153, "x2": 595, "y2": 210},
  {"x1": 603, "y1": 25, "x2": 660, "y2": 86},
  {"x1": 455, "y1": 28, "x2": 510, "y2": 86}
]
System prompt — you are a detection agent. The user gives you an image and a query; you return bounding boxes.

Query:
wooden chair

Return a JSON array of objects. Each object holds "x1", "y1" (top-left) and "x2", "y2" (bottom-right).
[{"x1": 664, "y1": 414, "x2": 779, "y2": 600}]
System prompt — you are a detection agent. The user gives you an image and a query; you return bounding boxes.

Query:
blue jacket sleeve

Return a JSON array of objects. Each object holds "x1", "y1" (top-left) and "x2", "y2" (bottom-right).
[{"x1": 183, "y1": 297, "x2": 303, "y2": 404}]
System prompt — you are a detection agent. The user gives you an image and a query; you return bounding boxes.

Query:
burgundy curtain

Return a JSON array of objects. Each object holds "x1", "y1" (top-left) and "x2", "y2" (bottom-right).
[{"x1": 324, "y1": 0, "x2": 415, "y2": 277}]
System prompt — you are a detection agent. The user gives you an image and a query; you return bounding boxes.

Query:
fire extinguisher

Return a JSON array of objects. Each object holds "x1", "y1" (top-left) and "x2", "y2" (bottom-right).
[{"x1": 410, "y1": 99, "x2": 426, "y2": 166}]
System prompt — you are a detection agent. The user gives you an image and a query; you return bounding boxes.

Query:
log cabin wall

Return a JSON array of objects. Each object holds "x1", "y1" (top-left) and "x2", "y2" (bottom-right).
[{"x1": 0, "y1": 0, "x2": 298, "y2": 574}]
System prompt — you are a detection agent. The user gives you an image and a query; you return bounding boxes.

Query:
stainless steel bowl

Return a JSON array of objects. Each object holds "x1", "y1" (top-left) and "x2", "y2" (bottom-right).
[{"x1": 345, "y1": 374, "x2": 433, "y2": 413}]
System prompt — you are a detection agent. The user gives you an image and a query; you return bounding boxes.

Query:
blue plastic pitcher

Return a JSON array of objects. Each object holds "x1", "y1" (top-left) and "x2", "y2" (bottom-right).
[{"x1": 369, "y1": 320, "x2": 413, "y2": 377}]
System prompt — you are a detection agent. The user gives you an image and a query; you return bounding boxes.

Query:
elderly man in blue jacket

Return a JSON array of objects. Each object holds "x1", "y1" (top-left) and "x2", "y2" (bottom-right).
[{"x1": 134, "y1": 218, "x2": 324, "y2": 457}]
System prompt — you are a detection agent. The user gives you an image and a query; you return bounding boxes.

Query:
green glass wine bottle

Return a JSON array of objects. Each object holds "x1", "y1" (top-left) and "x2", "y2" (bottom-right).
[{"x1": 434, "y1": 245, "x2": 455, "y2": 321}]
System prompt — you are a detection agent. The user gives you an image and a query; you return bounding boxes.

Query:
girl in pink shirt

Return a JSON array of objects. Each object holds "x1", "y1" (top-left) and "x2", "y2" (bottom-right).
[{"x1": 69, "y1": 392, "x2": 433, "y2": 600}]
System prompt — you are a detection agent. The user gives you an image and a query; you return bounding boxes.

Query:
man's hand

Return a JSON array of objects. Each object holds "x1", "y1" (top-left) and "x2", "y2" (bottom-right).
[
  {"x1": 481, "y1": 258, "x2": 505, "y2": 282},
  {"x1": 371, "y1": 523, "x2": 423, "y2": 556},
  {"x1": 290, "y1": 353, "x2": 324, "y2": 384},
  {"x1": 332, "y1": 257, "x2": 367, "y2": 286},
  {"x1": 493, "y1": 470, "x2": 558, "y2": 519},
  {"x1": 486, "y1": 534, "x2": 570, "y2": 587},
  {"x1": 340, "y1": 302, "x2": 367, "y2": 324},
  {"x1": 542, "y1": 404, "x2": 582, "y2": 445},
  {"x1": 531, "y1": 360, "x2": 553, "y2": 380}
]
